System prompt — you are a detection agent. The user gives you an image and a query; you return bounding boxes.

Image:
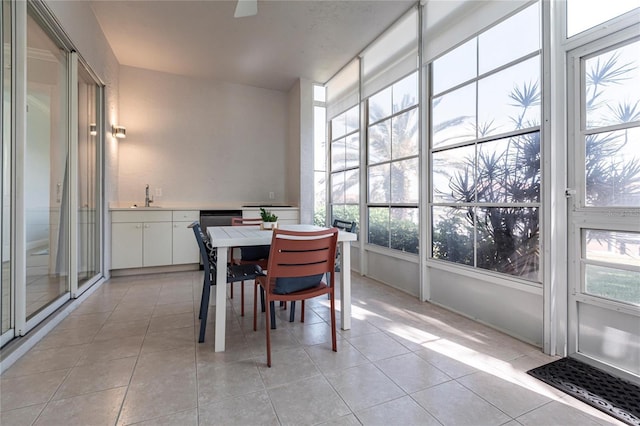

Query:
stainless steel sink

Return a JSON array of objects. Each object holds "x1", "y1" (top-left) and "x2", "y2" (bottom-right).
[{"x1": 130, "y1": 205, "x2": 162, "y2": 209}]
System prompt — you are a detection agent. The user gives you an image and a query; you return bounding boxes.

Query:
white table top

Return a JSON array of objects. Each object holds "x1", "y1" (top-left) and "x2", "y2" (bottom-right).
[{"x1": 208, "y1": 224, "x2": 357, "y2": 248}]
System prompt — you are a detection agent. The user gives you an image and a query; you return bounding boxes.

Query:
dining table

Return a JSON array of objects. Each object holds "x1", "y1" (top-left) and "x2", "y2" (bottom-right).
[{"x1": 207, "y1": 223, "x2": 358, "y2": 352}]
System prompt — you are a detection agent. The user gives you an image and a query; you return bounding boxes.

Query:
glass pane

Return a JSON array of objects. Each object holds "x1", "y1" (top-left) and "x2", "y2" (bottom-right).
[
  {"x1": 567, "y1": 0, "x2": 639, "y2": 37},
  {"x1": 432, "y1": 83, "x2": 476, "y2": 148},
  {"x1": 391, "y1": 158, "x2": 419, "y2": 204},
  {"x1": 390, "y1": 207, "x2": 419, "y2": 253},
  {"x1": 331, "y1": 112, "x2": 346, "y2": 140},
  {"x1": 432, "y1": 38, "x2": 477, "y2": 94},
  {"x1": 331, "y1": 137, "x2": 346, "y2": 171},
  {"x1": 25, "y1": 12, "x2": 70, "y2": 318},
  {"x1": 431, "y1": 206, "x2": 474, "y2": 265},
  {"x1": 330, "y1": 171, "x2": 345, "y2": 204},
  {"x1": 344, "y1": 168, "x2": 359, "y2": 203},
  {"x1": 314, "y1": 84, "x2": 326, "y2": 102},
  {"x1": 393, "y1": 72, "x2": 418, "y2": 113},
  {"x1": 432, "y1": 145, "x2": 476, "y2": 203},
  {"x1": 585, "y1": 264, "x2": 640, "y2": 306},
  {"x1": 369, "y1": 86, "x2": 391, "y2": 124},
  {"x1": 368, "y1": 164, "x2": 390, "y2": 204},
  {"x1": 344, "y1": 205, "x2": 360, "y2": 231},
  {"x1": 345, "y1": 133, "x2": 359, "y2": 169},
  {"x1": 368, "y1": 119, "x2": 391, "y2": 164},
  {"x1": 476, "y1": 207, "x2": 540, "y2": 279},
  {"x1": 314, "y1": 171, "x2": 326, "y2": 226},
  {"x1": 331, "y1": 205, "x2": 346, "y2": 226},
  {"x1": 392, "y1": 109, "x2": 418, "y2": 160},
  {"x1": 585, "y1": 128, "x2": 640, "y2": 207},
  {"x1": 346, "y1": 105, "x2": 359, "y2": 134},
  {"x1": 585, "y1": 41, "x2": 640, "y2": 130},
  {"x1": 314, "y1": 106, "x2": 326, "y2": 171},
  {"x1": 368, "y1": 207, "x2": 389, "y2": 248},
  {"x1": 2, "y1": 0, "x2": 11, "y2": 335},
  {"x1": 478, "y1": 56, "x2": 541, "y2": 137},
  {"x1": 477, "y1": 133, "x2": 541, "y2": 203},
  {"x1": 585, "y1": 230, "x2": 640, "y2": 267},
  {"x1": 479, "y1": 4, "x2": 540, "y2": 74},
  {"x1": 77, "y1": 63, "x2": 100, "y2": 287}
]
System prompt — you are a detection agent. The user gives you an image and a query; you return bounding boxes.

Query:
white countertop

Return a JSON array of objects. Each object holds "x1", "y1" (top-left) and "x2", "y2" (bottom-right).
[{"x1": 108, "y1": 203, "x2": 298, "y2": 211}]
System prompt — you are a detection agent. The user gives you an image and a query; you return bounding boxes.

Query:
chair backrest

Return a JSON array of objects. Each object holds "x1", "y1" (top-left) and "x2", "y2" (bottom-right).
[
  {"x1": 265, "y1": 228, "x2": 338, "y2": 293},
  {"x1": 189, "y1": 221, "x2": 216, "y2": 277},
  {"x1": 332, "y1": 218, "x2": 356, "y2": 233}
]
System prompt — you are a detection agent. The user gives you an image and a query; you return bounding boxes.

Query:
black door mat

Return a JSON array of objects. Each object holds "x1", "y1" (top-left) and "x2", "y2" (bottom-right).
[{"x1": 527, "y1": 357, "x2": 640, "y2": 425}]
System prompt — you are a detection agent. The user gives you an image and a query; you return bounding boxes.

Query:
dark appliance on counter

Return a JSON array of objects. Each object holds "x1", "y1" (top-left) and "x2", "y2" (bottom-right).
[{"x1": 199, "y1": 210, "x2": 242, "y2": 232}]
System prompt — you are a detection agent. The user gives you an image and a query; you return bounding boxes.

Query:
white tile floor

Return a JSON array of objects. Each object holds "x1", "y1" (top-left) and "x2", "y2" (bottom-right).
[{"x1": 0, "y1": 270, "x2": 625, "y2": 425}]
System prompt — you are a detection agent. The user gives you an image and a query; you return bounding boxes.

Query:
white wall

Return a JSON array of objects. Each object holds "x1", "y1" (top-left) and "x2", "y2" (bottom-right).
[
  {"x1": 287, "y1": 80, "x2": 301, "y2": 208},
  {"x1": 117, "y1": 66, "x2": 290, "y2": 207}
]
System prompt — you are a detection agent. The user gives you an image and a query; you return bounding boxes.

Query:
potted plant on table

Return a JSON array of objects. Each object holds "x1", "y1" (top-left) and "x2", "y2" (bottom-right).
[{"x1": 260, "y1": 208, "x2": 278, "y2": 230}]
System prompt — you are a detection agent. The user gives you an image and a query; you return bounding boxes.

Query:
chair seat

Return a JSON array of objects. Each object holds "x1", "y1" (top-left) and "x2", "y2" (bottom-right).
[{"x1": 227, "y1": 264, "x2": 264, "y2": 282}]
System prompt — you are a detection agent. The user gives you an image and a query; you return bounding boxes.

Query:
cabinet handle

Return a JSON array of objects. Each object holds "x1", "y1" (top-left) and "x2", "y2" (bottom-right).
[
  {"x1": 144, "y1": 224, "x2": 150, "y2": 228},
  {"x1": 135, "y1": 224, "x2": 141, "y2": 229}
]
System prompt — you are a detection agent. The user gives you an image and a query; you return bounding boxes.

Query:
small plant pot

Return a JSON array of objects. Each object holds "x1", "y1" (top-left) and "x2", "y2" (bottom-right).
[{"x1": 261, "y1": 222, "x2": 278, "y2": 230}]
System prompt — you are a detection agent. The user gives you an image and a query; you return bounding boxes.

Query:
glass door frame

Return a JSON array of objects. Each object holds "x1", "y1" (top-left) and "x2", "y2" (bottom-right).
[{"x1": 566, "y1": 26, "x2": 640, "y2": 384}]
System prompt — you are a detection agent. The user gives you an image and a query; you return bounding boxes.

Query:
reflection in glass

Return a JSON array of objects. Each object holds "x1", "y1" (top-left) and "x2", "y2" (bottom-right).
[
  {"x1": 368, "y1": 164, "x2": 390, "y2": 204},
  {"x1": 432, "y1": 38, "x2": 477, "y2": 94},
  {"x1": 479, "y1": 3, "x2": 540, "y2": 74},
  {"x1": 585, "y1": 40, "x2": 640, "y2": 130},
  {"x1": 567, "y1": 0, "x2": 639, "y2": 37},
  {"x1": 432, "y1": 83, "x2": 476, "y2": 148},
  {"x1": 391, "y1": 158, "x2": 419, "y2": 204},
  {"x1": 344, "y1": 169, "x2": 359, "y2": 203},
  {"x1": 331, "y1": 112, "x2": 346, "y2": 140},
  {"x1": 431, "y1": 206, "x2": 474, "y2": 266},
  {"x1": 432, "y1": 145, "x2": 475, "y2": 203},
  {"x1": 2, "y1": 0, "x2": 11, "y2": 335},
  {"x1": 369, "y1": 86, "x2": 392, "y2": 124},
  {"x1": 585, "y1": 128, "x2": 640, "y2": 207},
  {"x1": 478, "y1": 56, "x2": 540, "y2": 136},
  {"x1": 369, "y1": 207, "x2": 390, "y2": 247},
  {"x1": 392, "y1": 109, "x2": 418, "y2": 160},
  {"x1": 25, "y1": 12, "x2": 70, "y2": 318},
  {"x1": 476, "y1": 207, "x2": 539, "y2": 279},
  {"x1": 584, "y1": 230, "x2": 640, "y2": 267},
  {"x1": 331, "y1": 172, "x2": 345, "y2": 205},
  {"x1": 77, "y1": 62, "x2": 100, "y2": 288},
  {"x1": 314, "y1": 171, "x2": 326, "y2": 227},
  {"x1": 345, "y1": 133, "x2": 359, "y2": 169},
  {"x1": 331, "y1": 137, "x2": 346, "y2": 171},
  {"x1": 390, "y1": 208, "x2": 418, "y2": 253},
  {"x1": 393, "y1": 72, "x2": 418, "y2": 113},
  {"x1": 585, "y1": 264, "x2": 640, "y2": 306},
  {"x1": 368, "y1": 120, "x2": 391, "y2": 164},
  {"x1": 477, "y1": 133, "x2": 541, "y2": 203}
]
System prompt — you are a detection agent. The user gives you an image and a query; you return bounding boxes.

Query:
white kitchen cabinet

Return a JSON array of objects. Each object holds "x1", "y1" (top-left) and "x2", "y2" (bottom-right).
[
  {"x1": 172, "y1": 210, "x2": 200, "y2": 264},
  {"x1": 111, "y1": 210, "x2": 172, "y2": 269},
  {"x1": 242, "y1": 207, "x2": 300, "y2": 224}
]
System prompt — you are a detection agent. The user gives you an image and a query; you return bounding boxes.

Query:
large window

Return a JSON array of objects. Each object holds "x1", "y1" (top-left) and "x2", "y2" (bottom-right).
[
  {"x1": 430, "y1": 4, "x2": 541, "y2": 280},
  {"x1": 329, "y1": 105, "x2": 359, "y2": 227},
  {"x1": 566, "y1": 0, "x2": 639, "y2": 38},
  {"x1": 367, "y1": 72, "x2": 419, "y2": 253}
]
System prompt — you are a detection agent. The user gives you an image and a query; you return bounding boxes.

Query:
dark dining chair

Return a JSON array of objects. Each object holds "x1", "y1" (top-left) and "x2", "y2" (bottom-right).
[
  {"x1": 230, "y1": 217, "x2": 270, "y2": 316},
  {"x1": 189, "y1": 221, "x2": 265, "y2": 343},
  {"x1": 254, "y1": 227, "x2": 339, "y2": 367}
]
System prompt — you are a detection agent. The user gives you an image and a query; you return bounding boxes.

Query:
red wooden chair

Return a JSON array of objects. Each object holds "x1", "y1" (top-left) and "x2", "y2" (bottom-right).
[{"x1": 254, "y1": 227, "x2": 339, "y2": 367}]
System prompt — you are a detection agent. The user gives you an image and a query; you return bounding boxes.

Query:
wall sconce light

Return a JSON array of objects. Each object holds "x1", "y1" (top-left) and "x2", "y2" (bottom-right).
[
  {"x1": 89, "y1": 124, "x2": 97, "y2": 136},
  {"x1": 112, "y1": 125, "x2": 126, "y2": 139}
]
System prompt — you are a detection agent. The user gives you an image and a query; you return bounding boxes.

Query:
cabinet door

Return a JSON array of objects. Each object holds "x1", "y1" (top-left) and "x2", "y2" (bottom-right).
[
  {"x1": 112, "y1": 222, "x2": 143, "y2": 269},
  {"x1": 173, "y1": 222, "x2": 200, "y2": 264},
  {"x1": 143, "y1": 222, "x2": 172, "y2": 267}
]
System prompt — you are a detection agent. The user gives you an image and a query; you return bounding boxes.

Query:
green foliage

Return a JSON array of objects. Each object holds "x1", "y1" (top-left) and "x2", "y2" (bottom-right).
[{"x1": 259, "y1": 208, "x2": 278, "y2": 222}]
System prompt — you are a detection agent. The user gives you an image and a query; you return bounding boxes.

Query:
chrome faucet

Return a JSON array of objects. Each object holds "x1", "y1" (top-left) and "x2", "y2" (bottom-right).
[{"x1": 145, "y1": 184, "x2": 153, "y2": 207}]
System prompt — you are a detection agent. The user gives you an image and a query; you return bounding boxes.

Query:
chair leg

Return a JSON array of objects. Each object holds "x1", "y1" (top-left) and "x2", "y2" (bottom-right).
[
  {"x1": 301, "y1": 300, "x2": 305, "y2": 322},
  {"x1": 265, "y1": 295, "x2": 272, "y2": 367},
  {"x1": 270, "y1": 301, "x2": 276, "y2": 329},
  {"x1": 240, "y1": 280, "x2": 245, "y2": 316},
  {"x1": 199, "y1": 281, "x2": 211, "y2": 343},
  {"x1": 253, "y1": 282, "x2": 258, "y2": 331},
  {"x1": 330, "y1": 291, "x2": 337, "y2": 352},
  {"x1": 289, "y1": 301, "x2": 296, "y2": 322},
  {"x1": 260, "y1": 286, "x2": 265, "y2": 312},
  {"x1": 230, "y1": 280, "x2": 234, "y2": 299}
]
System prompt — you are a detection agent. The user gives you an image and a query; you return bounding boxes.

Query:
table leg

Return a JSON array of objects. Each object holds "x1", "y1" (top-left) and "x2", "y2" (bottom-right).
[
  {"x1": 339, "y1": 241, "x2": 351, "y2": 330},
  {"x1": 214, "y1": 248, "x2": 228, "y2": 352}
]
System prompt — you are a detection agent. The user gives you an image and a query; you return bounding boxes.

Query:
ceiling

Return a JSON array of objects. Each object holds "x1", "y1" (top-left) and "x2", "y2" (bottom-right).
[{"x1": 89, "y1": 0, "x2": 415, "y2": 92}]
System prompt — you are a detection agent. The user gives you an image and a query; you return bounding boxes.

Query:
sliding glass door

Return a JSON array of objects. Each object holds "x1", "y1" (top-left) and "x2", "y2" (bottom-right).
[
  {"x1": 1, "y1": 0, "x2": 12, "y2": 342},
  {"x1": 24, "y1": 11, "x2": 70, "y2": 319}
]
